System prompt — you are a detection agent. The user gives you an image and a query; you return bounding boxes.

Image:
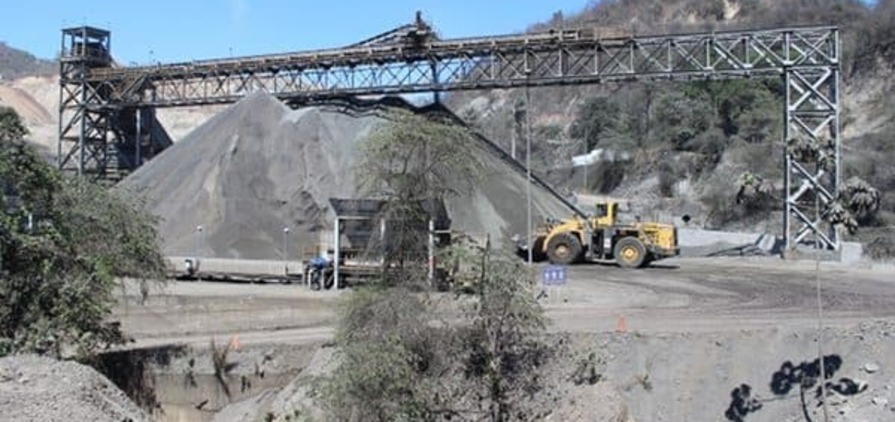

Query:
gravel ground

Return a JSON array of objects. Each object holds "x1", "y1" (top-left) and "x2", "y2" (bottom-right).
[
  {"x1": 115, "y1": 257, "x2": 895, "y2": 349},
  {"x1": 0, "y1": 355, "x2": 148, "y2": 422}
]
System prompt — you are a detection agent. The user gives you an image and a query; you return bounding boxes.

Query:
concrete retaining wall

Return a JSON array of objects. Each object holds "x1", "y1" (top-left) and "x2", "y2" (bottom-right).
[
  {"x1": 676, "y1": 228, "x2": 864, "y2": 264},
  {"x1": 165, "y1": 256, "x2": 304, "y2": 280}
]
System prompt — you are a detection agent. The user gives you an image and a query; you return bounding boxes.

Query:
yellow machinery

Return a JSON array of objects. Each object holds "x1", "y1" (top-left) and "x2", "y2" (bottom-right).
[{"x1": 523, "y1": 201, "x2": 679, "y2": 268}]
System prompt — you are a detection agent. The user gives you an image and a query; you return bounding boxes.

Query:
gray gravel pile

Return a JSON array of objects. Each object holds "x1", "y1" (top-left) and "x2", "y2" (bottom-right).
[
  {"x1": 0, "y1": 355, "x2": 148, "y2": 422},
  {"x1": 120, "y1": 93, "x2": 570, "y2": 260}
]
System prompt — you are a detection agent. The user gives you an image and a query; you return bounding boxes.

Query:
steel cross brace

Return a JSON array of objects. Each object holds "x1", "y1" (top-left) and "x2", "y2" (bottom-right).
[
  {"x1": 784, "y1": 63, "x2": 840, "y2": 250},
  {"x1": 81, "y1": 26, "x2": 839, "y2": 107}
]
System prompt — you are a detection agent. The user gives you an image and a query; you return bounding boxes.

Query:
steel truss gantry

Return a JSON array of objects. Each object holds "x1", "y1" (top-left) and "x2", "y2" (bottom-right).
[
  {"x1": 58, "y1": 18, "x2": 841, "y2": 250},
  {"x1": 58, "y1": 27, "x2": 171, "y2": 182}
]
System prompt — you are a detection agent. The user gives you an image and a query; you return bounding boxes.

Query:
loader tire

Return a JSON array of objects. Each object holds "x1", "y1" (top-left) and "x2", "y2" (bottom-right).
[
  {"x1": 614, "y1": 237, "x2": 647, "y2": 269},
  {"x1": 531, "y1": 235, "x2": 548, "y2": 262},
  {"x1": 547, "y1": 233, "x2": 583, "y2": 265}
]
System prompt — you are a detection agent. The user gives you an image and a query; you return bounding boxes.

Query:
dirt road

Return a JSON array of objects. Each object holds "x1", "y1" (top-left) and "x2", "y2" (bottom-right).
[
  {"x1": 113, "y1": 257, "x2": 895, "y2": 349},
  {"x1": 547, "y1": 257, "x2": 895, "y2": 333}
]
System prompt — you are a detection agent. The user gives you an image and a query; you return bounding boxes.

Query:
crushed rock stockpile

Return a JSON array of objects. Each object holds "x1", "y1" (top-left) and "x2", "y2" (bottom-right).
[
  {"x1": 0, "y1": 355, "x2": 148, "y2": 422},
  {"x1": 120, "y1": 93, "x2": 571, "y2": 260}
]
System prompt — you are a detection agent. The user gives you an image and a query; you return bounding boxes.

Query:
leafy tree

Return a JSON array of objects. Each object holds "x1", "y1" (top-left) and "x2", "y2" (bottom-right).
[
  {"x1": 702, "y1": 170, "x2": 778, "y2": 229},
  {"x1": 534, "y1": 124, "x2": 562, "y2": 141},
  {"x1": 653, "y1": 90, "x2": 715, "y2": 152},
  {"x1": 0, "y1": 107, "x2": 27, "y2": 142},
  {"x1": 570, "y1": 97, "x2": 625, "y2": 151},
  {"x1": 356, "y1": 108, "x2": 485, "y2": 206},
  {"x1": 686, "y1": 80, "x2": 781, "y2": 141},
  {"x1": 0, "y1": 106, "x2": 165, "y2": 358}
]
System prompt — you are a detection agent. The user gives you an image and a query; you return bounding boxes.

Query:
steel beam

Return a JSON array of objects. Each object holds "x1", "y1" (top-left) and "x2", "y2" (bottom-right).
[{"x1": 85, "y1": 26, "x2": 838, "y2": 108}]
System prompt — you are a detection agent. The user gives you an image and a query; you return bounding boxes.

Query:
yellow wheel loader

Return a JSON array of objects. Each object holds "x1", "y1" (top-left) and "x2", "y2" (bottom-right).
[{"x1": 518, "y1": 200, "x2": 679, "y2": 268}]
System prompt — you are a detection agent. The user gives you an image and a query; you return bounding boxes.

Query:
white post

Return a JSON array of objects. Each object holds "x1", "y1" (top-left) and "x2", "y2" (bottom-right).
[
  {"x1": 511, "y1": 125, "x2": 517, "y2": 160},
  {"x1": 525, "y1": 73, "x2": 533, "y2": 267},
  {"x1": 380, "y1": 218, "x2": 387, "y2": 266},
  {"x1": 195, "y1": 225, "x2": 203, "y2": 282},
  {"x1": 428, "y1": 219, "x2": 435, "y2": 282},
  {"x1": 135, "y1": 108, "x2": 142, "y2": 166},
  {"x1": 333, "y1": 218, "x2": 340, "y2": 290},
  {"x1": 583, "y1": 126, "x2": 588, "y2": 193},
  {"x1": 282, "y1": 227, "x2": 290, "y2": 277}
]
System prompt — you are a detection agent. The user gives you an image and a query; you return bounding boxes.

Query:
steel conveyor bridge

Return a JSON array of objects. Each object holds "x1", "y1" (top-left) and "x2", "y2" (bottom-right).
[{"x1": 58, "y1": 14, "x2": 842, "y2": 251}]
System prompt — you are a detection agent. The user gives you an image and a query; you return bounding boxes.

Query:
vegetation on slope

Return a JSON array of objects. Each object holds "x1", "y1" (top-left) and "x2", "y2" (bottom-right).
[
  {"x1": 0, "y1": 42, "x2": 55, "y2": 80},
  {"x1": 450, "y1": 0, "x2": 895, "y2": 250}
]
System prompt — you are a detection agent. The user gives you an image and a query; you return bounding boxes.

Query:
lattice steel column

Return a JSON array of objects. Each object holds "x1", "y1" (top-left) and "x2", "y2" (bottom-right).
[
  {"x1": 58, "y1": 26, "x2": 114, "y2": 178},
  {"x1": 783, "y1": 30, "x2": 841, "y2": 251},
  {"x1": 58, "y1": 27, "x2": 172, "y2": 182}
]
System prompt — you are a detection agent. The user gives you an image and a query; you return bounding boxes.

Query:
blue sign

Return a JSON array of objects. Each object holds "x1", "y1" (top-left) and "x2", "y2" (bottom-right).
[{"x1": 541, "y1": 265, "x2": 567, "y2": 286}]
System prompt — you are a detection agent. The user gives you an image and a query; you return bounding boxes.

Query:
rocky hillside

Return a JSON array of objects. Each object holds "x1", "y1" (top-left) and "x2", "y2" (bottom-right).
[
  {"x1": 448, "y1": 0, "x2": 895, "y2": 250},
  {"x1": 0, "y1": 42, "x2": 55, "y2": 80}
]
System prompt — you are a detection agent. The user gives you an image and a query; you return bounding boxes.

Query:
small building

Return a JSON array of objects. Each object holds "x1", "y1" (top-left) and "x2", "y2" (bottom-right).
[{"x1": 324, "y1": 197, "x2": 452, "y2": 288}]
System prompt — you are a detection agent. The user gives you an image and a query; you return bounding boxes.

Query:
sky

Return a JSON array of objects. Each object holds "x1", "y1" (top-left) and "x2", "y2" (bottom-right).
[{"x1": 0, "y1": 0, "x2": 591, "y2": 64}]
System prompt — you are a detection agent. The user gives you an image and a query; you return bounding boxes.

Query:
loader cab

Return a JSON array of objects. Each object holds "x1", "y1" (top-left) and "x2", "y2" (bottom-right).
[{"x1": 594, "y1": 201, "x2": 618, "y2": 227}]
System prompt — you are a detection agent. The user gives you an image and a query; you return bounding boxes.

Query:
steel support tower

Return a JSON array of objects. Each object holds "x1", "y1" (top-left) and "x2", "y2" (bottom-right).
[
  {"x1": 57, "y1": 17, "x2": 841, "y2": 250},
  {"x1": 58, "y1": 26, "x2": 171, "y2": 182}
]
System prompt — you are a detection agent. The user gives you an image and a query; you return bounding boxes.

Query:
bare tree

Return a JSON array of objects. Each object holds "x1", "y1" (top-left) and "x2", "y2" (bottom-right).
[
  {"x1": 450, "y1": 237, "x2": 552, "y2": 421},
  {"x1": 319, "y1": 105, "x2": 555, "y2": 419},
  {"x1": 353, "y1": 108, "x2": 485, "y2": 276}
]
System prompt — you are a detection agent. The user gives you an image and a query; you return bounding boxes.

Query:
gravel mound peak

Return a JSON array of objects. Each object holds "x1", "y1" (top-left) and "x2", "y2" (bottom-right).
[
  {"x1": 0, "y1": 354, "x2": 148, "y2": 422},
  {"x1": 120, "y1": 93, "x2": 570, "y2": 260}
]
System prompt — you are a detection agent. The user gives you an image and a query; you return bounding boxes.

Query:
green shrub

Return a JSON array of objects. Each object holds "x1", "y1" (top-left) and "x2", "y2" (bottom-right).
[{"x1": 1, "y1": 107, "x2": 165, "y2": 358}]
